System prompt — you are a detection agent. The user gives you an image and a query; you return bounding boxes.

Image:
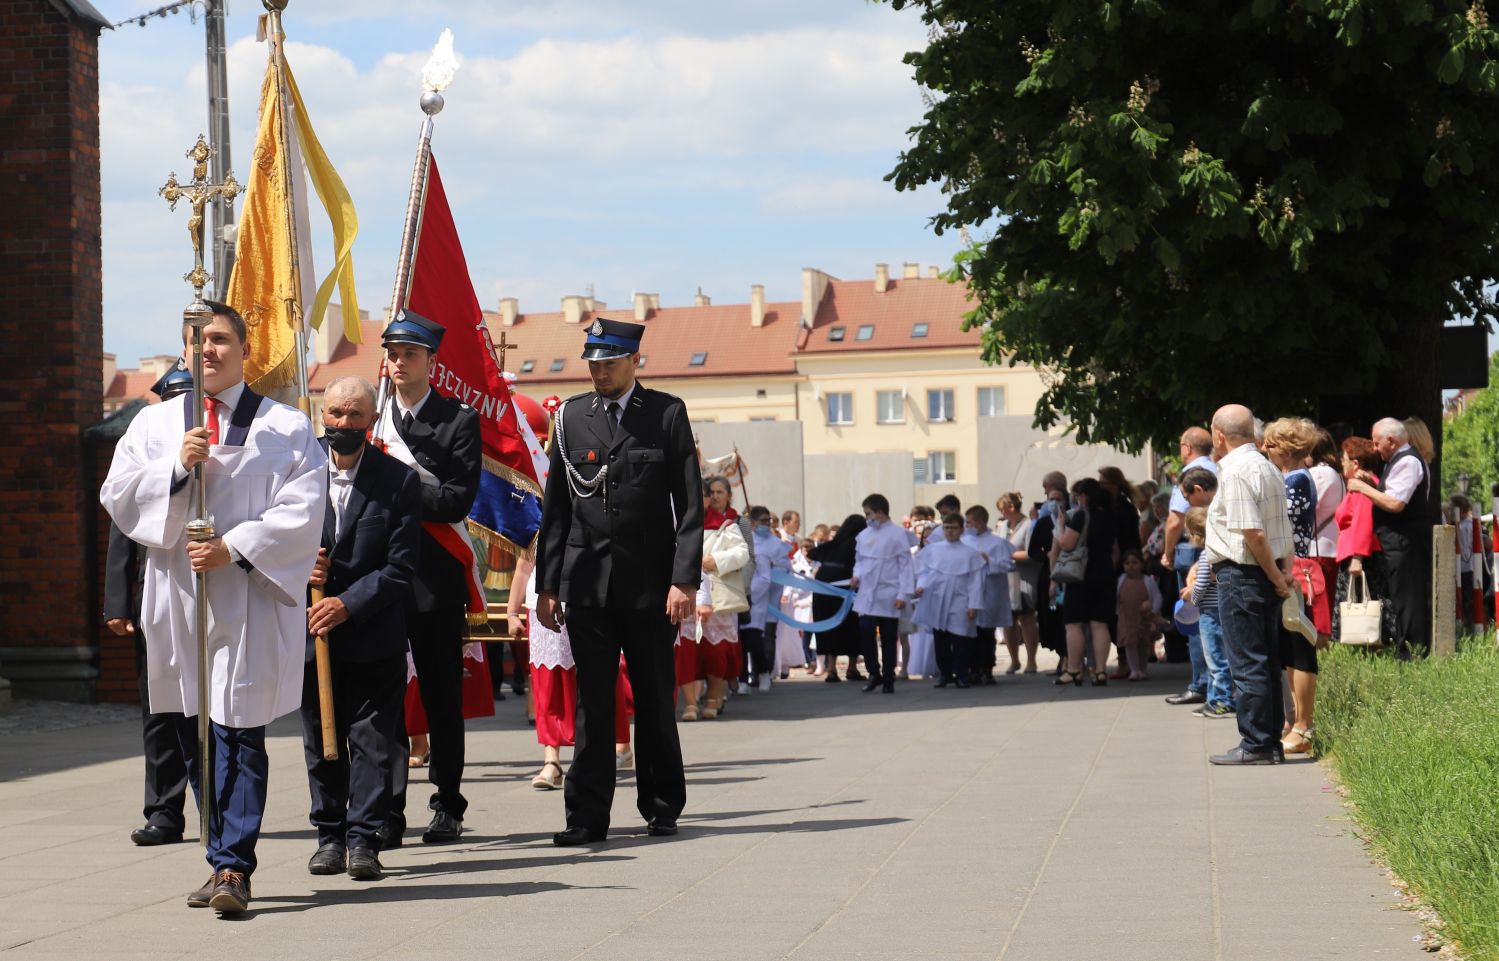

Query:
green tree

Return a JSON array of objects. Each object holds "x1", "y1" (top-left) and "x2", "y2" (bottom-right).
[
  {"x1": 885, "y1": 0, "x2": 1499, "y2": 452},
  {"x1": 1442, "y1": 353, "x2": 1499, "y2": 500}
]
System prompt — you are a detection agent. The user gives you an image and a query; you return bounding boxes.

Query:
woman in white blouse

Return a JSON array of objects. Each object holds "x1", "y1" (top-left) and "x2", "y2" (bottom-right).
[{"x1": 998, "y1": 493, "x2": 1041, "y2": 673}]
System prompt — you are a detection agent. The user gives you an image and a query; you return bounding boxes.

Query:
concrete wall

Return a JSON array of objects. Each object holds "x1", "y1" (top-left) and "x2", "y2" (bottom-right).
[
  {"x1": 692, "y1": 420, "x2": 806, "y2": 518},
  {"x1": 976, "y1": 417, "x2": 1152, "y2": 505},
  {"x1": 804, "y1": 452, "x2": 916, "y2": 529}
]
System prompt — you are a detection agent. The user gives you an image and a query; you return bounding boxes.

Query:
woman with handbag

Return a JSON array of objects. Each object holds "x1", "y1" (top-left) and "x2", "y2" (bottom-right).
[
  {"x1": 1053, "y1": 477, "x2": 1118, "y2": 686},
  {"x1": 1334, "y1": 437, "x2": 1399, "y2": 652},
  {"x1": 1263, "y1": 418, "x2": 1321, "y2": 755}
]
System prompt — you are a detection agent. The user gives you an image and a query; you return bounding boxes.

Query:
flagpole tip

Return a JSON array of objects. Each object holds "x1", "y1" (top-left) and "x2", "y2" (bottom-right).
[
  {"x1": 262, "y1": 0, "x2": 289, "y2": 10},
  {"x1": 420, "y1": 91, "x2": 445, "y2": 116}
]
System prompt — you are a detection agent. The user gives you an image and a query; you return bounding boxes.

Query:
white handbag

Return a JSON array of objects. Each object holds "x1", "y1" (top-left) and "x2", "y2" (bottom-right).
[{"x1": 1338, "y1": 571, "x2": 1383, "y2": 646}]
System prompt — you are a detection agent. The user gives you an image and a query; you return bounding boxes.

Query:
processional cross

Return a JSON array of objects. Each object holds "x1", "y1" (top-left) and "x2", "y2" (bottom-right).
[{"x1": 159, "y1": 135, "x2": 241, "y2": 295}]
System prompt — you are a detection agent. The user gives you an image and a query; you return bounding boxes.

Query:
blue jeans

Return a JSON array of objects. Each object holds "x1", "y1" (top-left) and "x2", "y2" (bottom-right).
[
  {"x1": 1215, "y1": 564, "x2": 1285, "y2": 755},
  {"x1": 1175, "y1": 549, "x2": 1207, "y2": 694},
  {"x1": 1198, "y1": 609, "x2": 1234, "y2": 709}
]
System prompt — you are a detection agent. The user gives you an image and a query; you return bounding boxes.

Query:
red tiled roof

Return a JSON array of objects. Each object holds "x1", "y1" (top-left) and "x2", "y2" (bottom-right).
[
  {"x1": 296, "y1": 274, "x2": 979, "y2": 393},
  {"x1": 799, "y1": 276, "x2": 978, "y2": 354},
  {"x1": 308, "y1": 319, "x2": 388, "y2": 391},
  {"x1": 104, "y1": 370, "x2": 162, "y2": 403},
  {"x1": 487, "y1": 301, "x2": 802, "y2": 384}
]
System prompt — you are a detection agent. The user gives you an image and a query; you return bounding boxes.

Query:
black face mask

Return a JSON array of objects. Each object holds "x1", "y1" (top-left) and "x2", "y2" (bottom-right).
[{"x1": 324, "y1": 426, "x2": 367, "y2": 456}]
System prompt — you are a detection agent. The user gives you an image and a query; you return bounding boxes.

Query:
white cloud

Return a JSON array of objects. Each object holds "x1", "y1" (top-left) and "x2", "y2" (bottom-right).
[{"x1": 98, "y1": 13, "x2": 951, "y2": 366}]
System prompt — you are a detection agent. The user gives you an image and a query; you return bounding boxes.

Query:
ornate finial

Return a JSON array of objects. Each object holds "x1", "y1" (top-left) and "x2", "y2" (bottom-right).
[
  {"x1": 159, "y1": 135, "x2": 241, "y2": 299},
  {"x1": 420, "y1": 29, "x2": 458, "y2": 116}
]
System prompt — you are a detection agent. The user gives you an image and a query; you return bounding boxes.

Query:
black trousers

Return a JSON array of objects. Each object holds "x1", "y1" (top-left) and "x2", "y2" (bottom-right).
[
  {"x1": 971, "y1": 625, "x2": 997, "y2": 675},
  {"x1": 564, "y1": 605, "x2": 686, "y2": 837},
  {"x1": 136, "y1": 642, "x2": 188, "y2": 833},
  {"x1": 1383, "y1": 546, "x2": 1430, "y2": 659},
  {"x1": 300, "y1": 653, "x2": 406, "y2": 850},
  {"x1": 859, "y1": 614, "x2": 899, "y2": 683},
  {"x1": 389, "y1": 607, "x2": 468, "y2": 831},
  {"x1": 739, "y1": 624, "x2": 776, "y2": 681},
  {"x1": 933, "y1": 629, "x2": 972, "y2": 683}
]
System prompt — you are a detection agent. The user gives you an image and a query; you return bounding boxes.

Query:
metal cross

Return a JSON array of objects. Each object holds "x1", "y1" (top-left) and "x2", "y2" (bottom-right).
[
  {"x1": 494, "y1": 330, "x2": 518, "y2": 373},
  {"x1": 159, "y1": 135, "x2": 241, "y2": 298}
]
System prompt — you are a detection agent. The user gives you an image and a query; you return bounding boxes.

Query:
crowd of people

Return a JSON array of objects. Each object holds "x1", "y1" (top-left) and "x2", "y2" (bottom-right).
[
  {"x1": 586, "y1": 405, "x2": 1448, "y2": 771},
  {"x1": 100, "y1": 294, "x2": 1461, "y2": 916}
]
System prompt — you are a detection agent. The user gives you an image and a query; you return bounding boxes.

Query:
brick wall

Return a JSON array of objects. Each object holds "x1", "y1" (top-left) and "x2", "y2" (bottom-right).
[
  {"x1": 0, "y1": 2, "x2": 106, "y2": 689},
  {"x1": 92, "y1": 437, "x2": 141, "y2": 704}
]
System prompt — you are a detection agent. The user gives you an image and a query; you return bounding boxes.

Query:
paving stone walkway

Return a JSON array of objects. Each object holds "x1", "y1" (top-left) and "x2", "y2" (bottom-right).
[{"x1": 0, "y1": 662, "x2": 1426, "y2": 961}]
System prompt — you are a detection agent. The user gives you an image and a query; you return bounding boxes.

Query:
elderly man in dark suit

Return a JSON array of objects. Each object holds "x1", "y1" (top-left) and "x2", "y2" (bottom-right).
[
  {"x1": 536, "y1": 317, "x2": 704, "y2": 846},
  {"x1": 303, "y1": 376, "x2": 421, "y2": 881},
  {"x1": 371, "y1": 311, "x2": 482, "y2": 846}
]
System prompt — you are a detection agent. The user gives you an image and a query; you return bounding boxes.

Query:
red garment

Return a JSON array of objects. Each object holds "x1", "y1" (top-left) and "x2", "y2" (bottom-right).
[
  {"x1": 531, "y1": 663, "x2": 633, "y2": 747},
  {"x1": 1335, "y1": 491, "x2": 1381, "y2": 563},
  {"x1": 704, "y1": 505, "x2": 739, "y2": 531},
  {"x1": 674, "y1": 633, "x2": 700, "y2": 687},
  {"x1": 403, "y1": 652, "x2": 495, "y2": 734}
]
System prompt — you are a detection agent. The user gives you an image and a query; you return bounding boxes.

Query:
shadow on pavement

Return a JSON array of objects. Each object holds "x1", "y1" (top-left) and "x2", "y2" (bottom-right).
[{"x1": 243, "y1": 879, "x2": 602, "y2": 916}]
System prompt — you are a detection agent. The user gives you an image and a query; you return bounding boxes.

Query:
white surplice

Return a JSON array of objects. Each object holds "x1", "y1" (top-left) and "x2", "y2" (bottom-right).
[
  {"x1": 961, "y1": 528, "x2": 1016, "y2": 629},
  {"x1": 99, "y1": 390, "x2": 326, "y2": 728},
  {"x1": 912, "y1": 538, "x2": 986, "y2": 637},
  {"x1": 852, "y1": 519, "x2": 916, "y2": 618}
]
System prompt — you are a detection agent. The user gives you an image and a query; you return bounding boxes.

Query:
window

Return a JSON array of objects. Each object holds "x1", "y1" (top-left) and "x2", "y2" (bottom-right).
[
  {"x1": 928, "y1": 451, "x2": 956, "y2": 483},
  {"x1": 876, "y1": 390, "x2": 905, "y2": 424},
  {"x1": 856, "y1": 324, "x2": 875, "y2": 341},
  {"x1": 911, "y1": 323, "x2": 929, "y2": 339},
  {"x1": 977, "y1": 386, "x2": 1006, "y2": 417},
  {"x1": 520, "y1": 359, "x2": 536, "y2": 374},
  {"x1": 755, "y1": 388, "x2": 767, "y2": 398},
  {"x1": 689, "y1": 352, "x2": 708, "y2": 367},
  {"x1": 913, "y1": 458, "x2": 929, "y2": 484},
  {"x1": 828, "y1": 326, "x2": 846, "y2": 342},
  {"x1": 549, "y1": 358, "x2": 565, "y2": 372},
  {"x1": 927, "y1": 388, "x2": 955, "y2": 422},
  {"x1": 826, "y1": 392, "x2": 853, "y2": 425}
]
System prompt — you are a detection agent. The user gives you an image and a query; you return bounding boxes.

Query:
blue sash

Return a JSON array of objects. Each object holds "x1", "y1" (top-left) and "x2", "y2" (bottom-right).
[{"x1": 768, "y1": 569, "x2": 855, "y2": 633}]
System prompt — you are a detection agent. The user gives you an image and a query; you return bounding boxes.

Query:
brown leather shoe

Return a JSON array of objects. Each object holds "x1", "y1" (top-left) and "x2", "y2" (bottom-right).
[
  {"x1": 186, "y1": 873, "x2": 217, "y2": 908},
  {"x1": 208, "y1": 869, "x2": 251, "y2": 914}
]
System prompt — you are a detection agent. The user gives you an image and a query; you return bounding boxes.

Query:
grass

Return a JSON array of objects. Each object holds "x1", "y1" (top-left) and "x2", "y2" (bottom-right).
[{"x1": 1315, "y1": 641, "x2": 1499, "y2": 961}]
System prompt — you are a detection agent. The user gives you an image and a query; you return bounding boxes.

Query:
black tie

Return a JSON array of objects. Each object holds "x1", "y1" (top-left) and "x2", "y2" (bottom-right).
[
  {"x1": 604, "y1": 401, "x2": 620, "y2": 439},
  {"x1": 400, "y1": 411, "x2": 414, "y2": 438}
]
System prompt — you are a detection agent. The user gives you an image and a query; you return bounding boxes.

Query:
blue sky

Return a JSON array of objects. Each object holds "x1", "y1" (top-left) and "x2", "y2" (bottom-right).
[{"x1": 92, "y1": 1, "x2": 958, "y2": 366}]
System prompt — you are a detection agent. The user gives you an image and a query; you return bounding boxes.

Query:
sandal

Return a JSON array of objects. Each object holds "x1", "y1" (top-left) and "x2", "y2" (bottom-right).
[
  {"x1": 701, "y1": 698, "x2": 722, "y2": 720},
  {"x1": 1281, "y1": 727, "x2": 1314, "y2": 755},
  {"x1": 1053, "y1": 670, "x2": 1083, "y2": 687},
  {"x1": 531, "y1": 760, "x2": 563, "y2": 790},
  {"x1": 682, "y1": 703, "x2": 699, "y2": 722},
  {"x1": 1091, "y1": 671, "x2": 1108, "y2": 687},
  {"x1": 407, "y1": 752, "x2": 430, "y2": 769}
]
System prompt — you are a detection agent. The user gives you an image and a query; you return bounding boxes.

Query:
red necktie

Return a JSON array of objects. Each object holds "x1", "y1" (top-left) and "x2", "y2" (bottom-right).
[{"x1": 204, "y1": 396, "x2": 220, "y2": 446}]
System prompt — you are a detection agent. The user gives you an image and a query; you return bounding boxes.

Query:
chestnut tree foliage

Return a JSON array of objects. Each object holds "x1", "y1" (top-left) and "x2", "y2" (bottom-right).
[{"x1": 886, "y1": 0, "x2": 1499, "y2": 450}]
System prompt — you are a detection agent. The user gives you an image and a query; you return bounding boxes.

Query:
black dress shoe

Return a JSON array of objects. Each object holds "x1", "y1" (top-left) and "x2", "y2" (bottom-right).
[
  {"x1": 845, "y1": 670, "x2": 866, "y2": 682},
  {"x1": 553, "y1": 826, "x2": 606, "y2": 846},
  {"x1": 1209, "y1": 747, "x2": 1279, "y2": 766},
  {"x1": 307, "y1": 842, "x2": 346, "y2": 875},
  {"x1": 422, "y1": 810, "x2": 463, "y2": 844},
  {"x1": 933, "y1": 677, "x2": 950, "y2": 688},
  {"x1": 824, "y1": 672, "x2": 841, "y2": 683},
  {"x1": 131, "y1": 823, "x2": 183, "y2": 846},
  {"x1": 1165, "y1": 690, "x2": 1206, "y2": 705},
  {"x1": 881, "y1": 681, "x2": 895, "y2": 693},
  {"x1": 186, "y1": 873, "x2": 217, "y2": 908},
  {"x1": 646, "y1": 820, "x2": 678, "y2": 837},
  {"x1": 955, "y1": 678, "x2": 971, "y2": 689},
  {"x1": 376, "y1": 823, "x2": 404, "y2": 849},
  {"x1": 347, "y1": 846, "x2": 383, "y2": 881},
  {"x1": 861, "y1": 680, "x2": 881, "y2": 693}
]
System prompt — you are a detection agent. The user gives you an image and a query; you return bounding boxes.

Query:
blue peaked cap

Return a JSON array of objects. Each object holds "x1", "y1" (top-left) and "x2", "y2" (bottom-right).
[
  {"x1": 151, "y1": 361, "x2": 194, "y2": 399},
  {"x1": 582, "y1": 317, "x2": 645, "y2": 360},
  {"x1": 381, "y1": 310, "x2": 445, "y2": 352}
]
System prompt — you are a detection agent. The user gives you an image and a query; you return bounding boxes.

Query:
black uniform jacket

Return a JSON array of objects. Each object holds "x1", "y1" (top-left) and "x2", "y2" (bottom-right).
[
  {"x1": 310, "y1": 441, "x2": 422, "y2": 663},
  {"x1": 535, "y1": 383, "x2": 703, "y2": 609},
  {"x1": 400, "y1": 391, "x2": 482, "y2": 613},
  {"x1": 104, "y1": 521, "x2": 144, "y2": 627}
]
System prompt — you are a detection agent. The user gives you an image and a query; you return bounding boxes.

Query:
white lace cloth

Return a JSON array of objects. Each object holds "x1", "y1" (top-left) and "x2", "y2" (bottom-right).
[{"x1": 524, "y1": 570, "x2": 575, "y2": 669}]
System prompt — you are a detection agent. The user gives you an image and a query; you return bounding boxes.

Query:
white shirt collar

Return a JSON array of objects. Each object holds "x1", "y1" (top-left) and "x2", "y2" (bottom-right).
[
  {"x1": 600, "y1": 382, "x2": 636, "y2": 413},
  {"x1": 395, "y1": 387, "x2": 432, "y2": 420},
  {"x1": 328, "y1": 446, "x2": 364, "y2": 480},
  {"x1": 209, "y1": 380, "x2": 245, "y2": 410}
]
